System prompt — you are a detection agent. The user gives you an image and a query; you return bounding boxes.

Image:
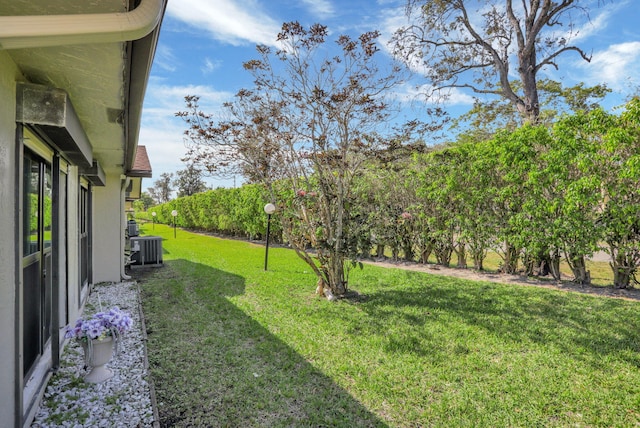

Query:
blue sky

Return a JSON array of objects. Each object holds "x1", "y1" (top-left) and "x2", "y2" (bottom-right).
[{"x1": 139, "y1": 0, "x2": 640, "y2": 190}]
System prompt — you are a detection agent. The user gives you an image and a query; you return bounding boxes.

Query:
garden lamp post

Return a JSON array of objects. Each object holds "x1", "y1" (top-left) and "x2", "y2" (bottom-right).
[
  {"x1": 263, "y1": 203, "x2": 276, "y2": 271},
  {"x1": 171, "y1": 210, "x2": 178, "y2": 238},
  {"x1": 151, "y1": 211, "x2": 156, "y2": 230}
]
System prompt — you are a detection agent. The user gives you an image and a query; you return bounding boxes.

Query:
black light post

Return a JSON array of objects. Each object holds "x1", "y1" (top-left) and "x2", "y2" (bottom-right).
[
  {"x1": 171, "y1": 210, "x2": 178, "y2": 238},
  {"x1": 152, "y1": 211, "x2": 156, "y2": 230},
  {"x1": 263, "y1": 203, "x2": 276, "y2": 271}
]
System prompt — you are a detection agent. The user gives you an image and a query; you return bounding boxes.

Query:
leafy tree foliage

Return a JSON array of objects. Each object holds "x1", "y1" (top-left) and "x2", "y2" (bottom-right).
[
  {"x1": 132, "y1": 191, "x2": 155, "y2": 214},
  {"x1": 148, "y1": 172, "x2": 173, "y2": 204},
  {"x1": 452, "y1": 80, "x2": 611, "y2": 140},
  {"x1": 177, "y1": 94, "x2": 284, "y2": 185},
  {"x1": 174, "y1": 164, "x2": 208, "y2": 198},
  {"x1": 151, "y1": 184, "x2": 271, "y2": 241},
  {"x1": 139, "y1": 192, "x2": 155, "y2": 210},
  {"x1": 590, "y1": 101, "x2": 640, "y2": 288}
]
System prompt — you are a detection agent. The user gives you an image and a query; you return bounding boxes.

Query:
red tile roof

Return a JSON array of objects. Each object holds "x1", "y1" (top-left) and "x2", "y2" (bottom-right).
[{"x1": 128, "y1": 145, "x2": 152, "y2": 177}]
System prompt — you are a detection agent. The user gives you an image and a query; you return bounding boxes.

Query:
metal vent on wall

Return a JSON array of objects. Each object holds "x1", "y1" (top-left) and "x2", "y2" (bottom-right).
[{"x1": 130, "y1": 236, "x2": 163, "y2": 267}]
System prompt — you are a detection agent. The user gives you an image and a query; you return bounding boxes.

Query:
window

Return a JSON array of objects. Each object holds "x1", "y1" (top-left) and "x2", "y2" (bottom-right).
[
  {"x1": 79, "y1": 184, "x2": 89, "y2": 290},
  {"x1": 21, "y1": 130, "x2": 54, "y2": 378}
]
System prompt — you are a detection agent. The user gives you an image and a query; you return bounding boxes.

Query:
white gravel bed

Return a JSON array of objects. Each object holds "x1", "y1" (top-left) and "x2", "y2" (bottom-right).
[{"x1": 31, "y1": 281, "x2": 157, "y2": 428}]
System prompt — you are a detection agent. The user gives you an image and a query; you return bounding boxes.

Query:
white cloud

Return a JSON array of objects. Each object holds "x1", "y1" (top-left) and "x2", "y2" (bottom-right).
[
  {"x1": 377, "y1": 5, "x2": 408, "y2": 49},
  {"x1": 577, "y1": 41, "x2": 640, "y2": 90},
  {"x1": 154, "y1": 44, "x2": 178, "y2": 72},
  {"x1": 166, "y1": 0, "x2": 282, "y2": 47},
  {"x1": 144, "y1": 83, "x2": 233, "y2": 114},
  {"x1": 391, "y1": 83, "x2": 475, "y2": 108},
  {"x1": 571, "y1": 9, "x2": 611, "y2": 43},
  {"x1": 140, "y1": 83, "x2": 235, "y2": 183},
  {"x1": 567, "y1": 0, "x2": 631, "y2": 44},
  {"x1": 301, "y1": 0, "x2": 335, "y2": 19},
  {"x1": 201, "y1": 58, "x2": 222, "y2": 75},
  {"x1": 140, "y1": 127, "x2": 186, "y2": 169},
  {"x1": 442, "y1": 88, "x2": 476, "y2": 106}
]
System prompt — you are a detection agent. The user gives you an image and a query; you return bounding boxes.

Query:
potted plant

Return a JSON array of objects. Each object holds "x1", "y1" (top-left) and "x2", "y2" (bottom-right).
[{"x1": 64, "y1": 306, "x2": 133, "y2": 383}]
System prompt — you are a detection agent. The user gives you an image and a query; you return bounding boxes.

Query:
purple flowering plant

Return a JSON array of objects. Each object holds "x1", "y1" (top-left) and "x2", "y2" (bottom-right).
[{"x1": 64, "y1": 306, "x2": 133, "y2": 342}]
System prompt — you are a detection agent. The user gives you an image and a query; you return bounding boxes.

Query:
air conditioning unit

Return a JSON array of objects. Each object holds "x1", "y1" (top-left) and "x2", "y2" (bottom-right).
[
  {"x1": 130, "y1": 236, "x2": 163, "y2": 267},
  {"x1": 127, "y1": 219, "x2": 139, "y2": 237}
]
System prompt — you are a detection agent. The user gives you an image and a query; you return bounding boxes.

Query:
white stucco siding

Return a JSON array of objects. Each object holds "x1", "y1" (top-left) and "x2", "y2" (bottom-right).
[
  {"x1": 91, "y1": 172, "x2": 125, "y2": 283},
  {"x1": 0, "y1": 49, "x2": 20, "y2": 428}
]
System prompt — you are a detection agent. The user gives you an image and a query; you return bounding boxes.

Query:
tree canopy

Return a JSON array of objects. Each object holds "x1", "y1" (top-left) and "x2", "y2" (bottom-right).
[
  {"x1": 177, "y1": 22, "x2": 426, "y2": 295},
  {"x1": 392, "y1": 0, "x2": 595, "y2": 123}
]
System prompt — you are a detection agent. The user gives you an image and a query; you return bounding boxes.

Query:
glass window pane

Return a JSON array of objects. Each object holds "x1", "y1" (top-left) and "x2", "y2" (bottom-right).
[
  {"x1": 23, "y1": 152, "x2": 39, "y2": 257},
  {"x1": 44, "y1": 163, "x2": 52, "y2": 249}
]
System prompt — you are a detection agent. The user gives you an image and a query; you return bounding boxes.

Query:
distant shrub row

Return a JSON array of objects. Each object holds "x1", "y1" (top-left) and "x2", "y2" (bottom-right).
[{"x1": 144, "y1": 184, "x2": 279, "y2": 241}]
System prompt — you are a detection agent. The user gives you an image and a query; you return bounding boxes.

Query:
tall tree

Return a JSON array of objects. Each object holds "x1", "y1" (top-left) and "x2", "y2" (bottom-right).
[
  {"x1": 178, "y1": 22, "x2": 425, "y2": 296},
  {"x1": 174, "y1": 164, "x2": 208, "y2": 198},
  {"x1": 147, "y1": 172, "x2": 173, "y2": 204},
  {"x1": 392, "y1": 0, "x2": 594, "y2": 123}
]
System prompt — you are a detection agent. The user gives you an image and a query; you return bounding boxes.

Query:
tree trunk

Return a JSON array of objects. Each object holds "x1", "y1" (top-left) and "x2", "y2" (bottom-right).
[
  {"x1": 316, "y1": 255, "x2": 347, "y2": 300},
  {"x1": 523, "y1": 249, "x2": 551, "y2": 277},
  {"x1": 502, "y1": 241, "x2": 519, "y2": 274},
  {"x1": 391, "y1": 246, "x2": 399, "y2": 261},
  {"x1": 403, "y1": 237, "x2": 414, "y2": 261},
  {"x1": 419, "y1": 240, "x2": 434, "y2": 264},
  {"x1": 376, "y1": 244, "x2": 385, "y2": 258},
  {"x1": 455, "y1": 242, "x2": 467, "y2": 268},
  {"x1": 327, "y1": 179, "x2": 347, "y2": 296},
  {"x1": 610, "y1": 250, "x2": 635, "y2": 289},
  {"x1": 470, "y1": 245, "x2": 485, "y2": 270},
  {"x1": 434, "y1": 242, "x2": 453, "y2": 267},
  {"x1": 612, "y1": 265, "x2": 632, "y2": 289},
  {"x1": 567, "y1": 253, "x2": 591, "y2": 285},
  {"x1": 549, "y1": 251, "x2": 561, "y2": 281},
  {"x1": 522, "y1": 251, "x2": 534, "y2": 276},
  {"x1": 535, "y1": 250, "x2": 552, "y2": 277}
]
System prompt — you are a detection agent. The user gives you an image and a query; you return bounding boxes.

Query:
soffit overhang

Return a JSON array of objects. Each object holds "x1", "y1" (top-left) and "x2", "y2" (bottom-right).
[{"x1": 0, "y1": 0, "x2": 165, "y2": 179}]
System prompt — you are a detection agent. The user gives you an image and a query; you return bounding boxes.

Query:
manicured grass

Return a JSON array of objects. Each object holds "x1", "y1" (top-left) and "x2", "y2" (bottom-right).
[{"x1": 136, "y1": 224, "x2": 640, "y2": 427}]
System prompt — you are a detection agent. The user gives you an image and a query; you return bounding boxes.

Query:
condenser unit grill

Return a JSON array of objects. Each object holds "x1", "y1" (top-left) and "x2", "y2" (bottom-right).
[
  {"x1": 131, "y1": 236, "x2": 163, "y2": 267},
  {"x1": 127, "y1": 221, "x2": 139, "y2": 237}
]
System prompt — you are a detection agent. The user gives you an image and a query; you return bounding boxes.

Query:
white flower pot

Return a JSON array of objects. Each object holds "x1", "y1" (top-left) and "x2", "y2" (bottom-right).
[{"x1": 82, "y1": 336, "x2": 115, "y2": 383}]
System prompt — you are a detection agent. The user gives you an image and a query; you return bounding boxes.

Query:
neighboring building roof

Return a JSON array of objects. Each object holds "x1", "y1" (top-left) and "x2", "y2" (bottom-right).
[{"x1": 129, "y1": 145, "x2": 153, "y2": 178}]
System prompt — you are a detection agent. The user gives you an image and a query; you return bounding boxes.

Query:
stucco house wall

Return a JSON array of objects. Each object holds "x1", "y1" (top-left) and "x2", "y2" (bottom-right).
[
  {"x1": 0, "y1": 49, "x2": 21, "y2": 427},
  {"x1": 0, "y1": 1, "x2": 166, "y2": 426},
  {"x1": 92, "y1": 172, "x2": 129, "y2": 283}
]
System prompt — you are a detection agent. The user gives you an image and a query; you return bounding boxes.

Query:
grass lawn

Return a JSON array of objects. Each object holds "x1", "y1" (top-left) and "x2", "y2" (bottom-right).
[{"x1": 136, "y1": 224, "x2": 640, "y2": 427}]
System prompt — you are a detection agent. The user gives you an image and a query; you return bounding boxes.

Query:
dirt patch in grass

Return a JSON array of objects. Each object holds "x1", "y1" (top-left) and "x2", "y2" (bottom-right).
[{"x1": 363, "y1": 258, "x2": 640, "y2": 302}]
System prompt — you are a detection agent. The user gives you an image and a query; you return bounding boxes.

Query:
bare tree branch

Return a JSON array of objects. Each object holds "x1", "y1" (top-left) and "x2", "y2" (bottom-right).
[{"x1": 393, "y1": 0, "x2": 597, "y2": 123}]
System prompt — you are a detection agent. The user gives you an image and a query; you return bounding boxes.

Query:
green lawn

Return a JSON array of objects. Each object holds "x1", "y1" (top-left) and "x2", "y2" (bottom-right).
[{"x1": 136, "y1": 224, "x2": 640, "y2": 427}]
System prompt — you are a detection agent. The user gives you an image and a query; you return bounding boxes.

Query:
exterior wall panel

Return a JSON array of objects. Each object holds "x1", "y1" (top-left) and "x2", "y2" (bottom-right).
[
  {"x1": 92, "y1": 172, "x2": 125, "y2": 283},
  {"x1": 0, "y1": 50, "x2": 20, "y2": 428}
]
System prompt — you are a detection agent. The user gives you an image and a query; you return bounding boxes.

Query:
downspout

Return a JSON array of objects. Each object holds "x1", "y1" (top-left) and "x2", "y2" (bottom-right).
[
  {"x1": 0, "y1": 0, "x2": 164, "y2": 50},
  {"x1": 121, "y1": 176, "x2": 132, "y2": 281}
]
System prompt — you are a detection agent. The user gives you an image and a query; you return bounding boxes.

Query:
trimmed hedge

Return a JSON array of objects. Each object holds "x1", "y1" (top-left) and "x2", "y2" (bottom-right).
[{"x1": 149, "y1": 184, "x2": 281, "y2": 241}]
